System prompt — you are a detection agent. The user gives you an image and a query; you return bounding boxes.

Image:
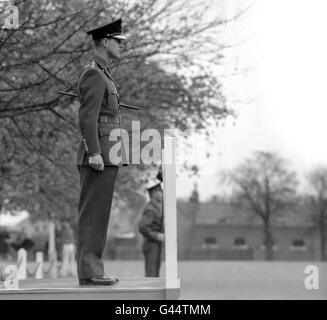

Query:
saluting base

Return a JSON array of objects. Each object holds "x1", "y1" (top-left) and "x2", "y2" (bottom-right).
[{"x1": 0, "y1": 277, "x2": 180, "y2": 300}]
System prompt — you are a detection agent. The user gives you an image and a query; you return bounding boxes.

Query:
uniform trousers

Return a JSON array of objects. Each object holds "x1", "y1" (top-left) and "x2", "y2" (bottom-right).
[
  {"x1": 76, "y1": 165, "x2": 118, "y2": 279},
  {"x1": 142, "y1": 240, "x2": 163, "y2": 277}
]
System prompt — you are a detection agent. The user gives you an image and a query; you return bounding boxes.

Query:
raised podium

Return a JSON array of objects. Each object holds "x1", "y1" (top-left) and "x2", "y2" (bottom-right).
[
  {"x1": 0, "y1": 136, "x2": 180, "y2": 300},
  {"x1": 0, "y1": 278, "x2": 178, "y2": 300}
]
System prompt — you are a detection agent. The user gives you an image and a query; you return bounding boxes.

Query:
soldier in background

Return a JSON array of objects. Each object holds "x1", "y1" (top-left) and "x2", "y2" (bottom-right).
[{"x1": 139, "y1": 172, "x2": 164, "y2": 277}]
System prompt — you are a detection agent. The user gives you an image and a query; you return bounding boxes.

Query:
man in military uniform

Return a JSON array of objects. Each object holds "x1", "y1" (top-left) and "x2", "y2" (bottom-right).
[
  {"x1": 76, "y1": 18, "x2": 128, "y2": 286},
  {"x1": 139, "y1": 174, "x2": 164, "y2": 277}
]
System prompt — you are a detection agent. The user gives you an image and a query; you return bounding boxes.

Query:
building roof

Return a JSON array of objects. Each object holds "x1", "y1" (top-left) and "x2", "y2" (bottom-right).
[
  {"x1": 177, "y1": 200, "x2": 315, "y2": 227},
  {"x1": 195, "y1": 202, "x2": 260, "y2": 225}
]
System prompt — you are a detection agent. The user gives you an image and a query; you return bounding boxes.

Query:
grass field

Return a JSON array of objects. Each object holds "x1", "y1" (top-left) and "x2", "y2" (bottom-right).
[
  {"x1": 102, "y1": 260, "x2": 327, "y2": 300},
  {"x1": 1, "y1": 259, "x2": 326, "y2": 299}
]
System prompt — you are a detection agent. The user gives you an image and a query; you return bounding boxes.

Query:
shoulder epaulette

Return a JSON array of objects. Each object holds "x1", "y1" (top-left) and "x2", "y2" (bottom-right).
[
  {"x1": 78, "y1": 61, "x2": 99, "y2": 80},
  {"x1": 83, "y1": 61, "x2": 96, "y2": 70}
]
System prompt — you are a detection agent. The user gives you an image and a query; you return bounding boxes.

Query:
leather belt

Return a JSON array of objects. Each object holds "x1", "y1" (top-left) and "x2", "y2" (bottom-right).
[{"x1": 98, "y1": 114, "x2": 120, "y2": 123}]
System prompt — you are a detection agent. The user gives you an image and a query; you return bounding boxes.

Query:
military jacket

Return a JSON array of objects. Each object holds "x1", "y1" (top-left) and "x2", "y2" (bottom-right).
[
  {"x1": 76, "y1": 54, "x2": 128, "y2": 166},
  {"x1": 139, "y1": 199, "x2": 164, "y2": 242}
]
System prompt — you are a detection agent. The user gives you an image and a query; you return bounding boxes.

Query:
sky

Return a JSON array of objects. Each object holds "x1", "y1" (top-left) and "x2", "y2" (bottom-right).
[{"x1": 176, "y1": 0, "x2": 327, "y2": 200}]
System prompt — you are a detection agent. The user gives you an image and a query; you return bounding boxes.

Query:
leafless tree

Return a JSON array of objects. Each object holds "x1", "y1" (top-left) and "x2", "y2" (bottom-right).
[
  {"x1": 225, "y1": 151, "x2": 298, "y2": 260},
  {"x1": 307, "y1": 167, "x2": 327, "y2": 261}
]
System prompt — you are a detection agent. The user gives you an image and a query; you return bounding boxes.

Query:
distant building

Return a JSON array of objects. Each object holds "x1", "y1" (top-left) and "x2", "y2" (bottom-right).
[
  {"x1": 177, "y1": 185, "x2": 320, "y2": 261},
  {"x1": 103, "y1": 184, "x2": 323, "y2": 261}
]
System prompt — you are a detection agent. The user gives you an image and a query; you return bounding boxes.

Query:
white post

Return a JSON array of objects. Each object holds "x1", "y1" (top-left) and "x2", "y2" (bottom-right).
[
  {"x1": 35, "y1": 251, "x2": 43, "y2": 279},
  {"x1": 162, "y1": 136, "x2": 179, "y2": 289},
  {"x1": 17, "y1": 248, "x2": 27, "y2": 280},
  {"x1": 68, "y1": 244, "x2": 77, "y2": 277},
  {"x1": 49, "y1": 250, "x2": 58, "y2": 279},
  {"x1": 60, "y1": 245, "x2": 69, "y2": 277},
  {"x1": 60, "y1": 244, "x2": 76, "y2": 277},
  {"x1": 48, "y1": 221, "x2": 58, "y2": 278},
  {"x1": 48, "y1": 221, "x2": 56, "y2": 256}
]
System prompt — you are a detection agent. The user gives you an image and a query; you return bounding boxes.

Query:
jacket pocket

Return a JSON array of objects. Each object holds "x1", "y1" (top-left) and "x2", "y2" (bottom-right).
[{"x1": 107, "y1": 87, "x2": 120, "y2": 109}]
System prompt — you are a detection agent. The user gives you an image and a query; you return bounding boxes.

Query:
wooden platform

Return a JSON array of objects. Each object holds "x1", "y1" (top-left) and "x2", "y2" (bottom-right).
[{"x1": 0, "y1": 278, "x2": 180, "y2": 300}]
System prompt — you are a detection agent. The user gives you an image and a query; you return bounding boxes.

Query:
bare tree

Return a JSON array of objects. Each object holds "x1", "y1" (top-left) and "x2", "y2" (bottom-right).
[
  {"x1": 307, "y1": 167, "x2": 327, "y2": 261},
  {"x1": 226, "y1": 151, "x2": 298, "y2": 260}
]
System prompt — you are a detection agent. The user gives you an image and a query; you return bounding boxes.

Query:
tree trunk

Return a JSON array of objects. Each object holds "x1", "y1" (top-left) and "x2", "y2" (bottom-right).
[{"x1": 263, "y1": 223, "x2": 274, "y2": 261}]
